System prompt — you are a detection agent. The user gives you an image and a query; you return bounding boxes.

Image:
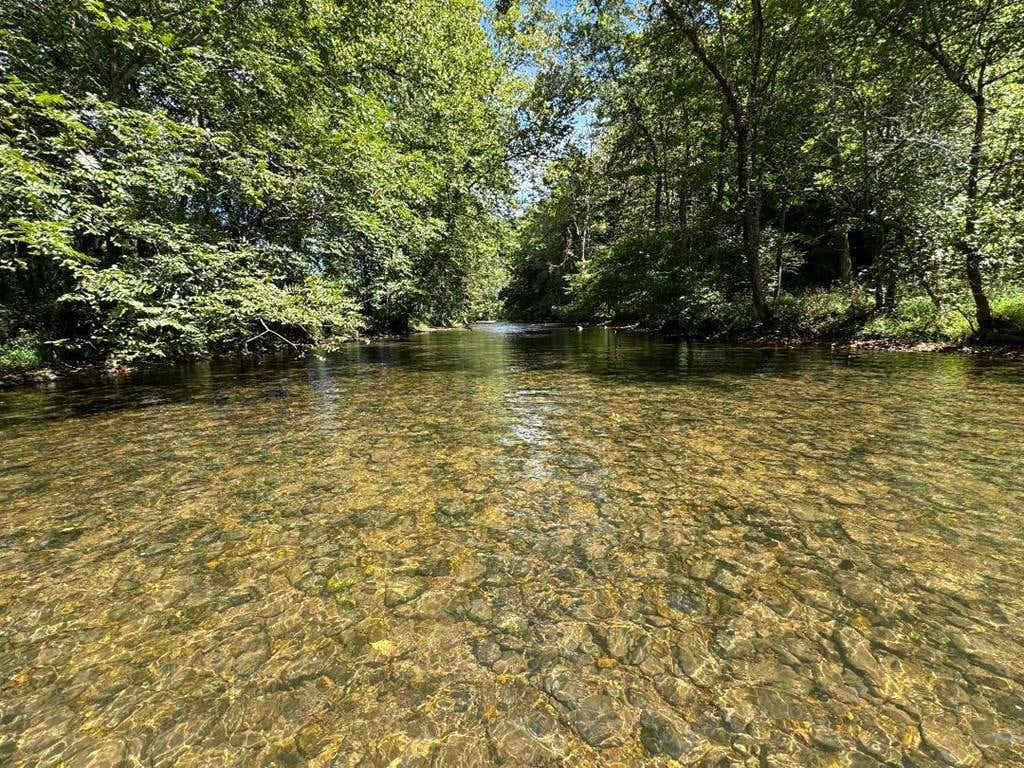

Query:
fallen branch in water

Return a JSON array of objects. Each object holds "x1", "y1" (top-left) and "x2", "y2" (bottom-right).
[{"x1": 245, "y1": 320, "x2": 298, "y2": 351}]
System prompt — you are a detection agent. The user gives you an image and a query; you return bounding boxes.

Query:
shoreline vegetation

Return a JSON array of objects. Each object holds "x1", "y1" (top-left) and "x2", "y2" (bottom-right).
[
  {"x1": 499, "y1": 2, "x2": 1024, "y2": 353},
  {"x1": 1, "y1": 1, "x2": 512, "y2": 382},
  {"x1": 5, "y1": 311, "x2": 1022, "y2": 390},
  {"x1": 3, "y1": 1, "x2": 1024, "y2": 387}
]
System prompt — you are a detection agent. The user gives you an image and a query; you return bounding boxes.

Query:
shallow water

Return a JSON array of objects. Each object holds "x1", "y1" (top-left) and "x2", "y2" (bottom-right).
[{"x1": 2, "y1": 325, "x2": 1024, "y2": 767}]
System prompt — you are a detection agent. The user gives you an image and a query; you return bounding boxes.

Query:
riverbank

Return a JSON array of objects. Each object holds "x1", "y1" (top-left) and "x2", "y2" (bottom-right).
[
  {"x1": 597, "y1": 325, "x2": 1024, "y2": 358},
  {"x1": 0, "y1": 336, "x2": 367, "y2": 391},
  {"x1": 0, "y1": 314, "x2": 505, "y2": 391},
  {"x1": 575, "y1": 288, "x2": 1024, "y2": 356},
  {"x1": 5, "y1": 324, "x2": 1024, "y2": 391}
]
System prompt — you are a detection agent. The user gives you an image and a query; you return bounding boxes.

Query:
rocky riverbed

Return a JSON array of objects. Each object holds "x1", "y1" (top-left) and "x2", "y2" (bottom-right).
[{"x1": 2, "y1": 326, "x2": 1023, "y2": 766}]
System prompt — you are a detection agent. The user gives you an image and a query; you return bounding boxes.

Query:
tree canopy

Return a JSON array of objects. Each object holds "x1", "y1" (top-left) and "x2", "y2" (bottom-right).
[
  {"x1": 504, "y1": 0, "x2": 1024, "y2": 342},
  {"x1": 2, "y1": 0, "x2": 1023, "y2": 374},
  {"x1": 1, "y1": 0, "x2": 515, "y2": 365}
]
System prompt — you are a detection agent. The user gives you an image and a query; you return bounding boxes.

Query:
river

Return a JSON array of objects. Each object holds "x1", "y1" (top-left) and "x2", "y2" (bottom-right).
[{"x1": 2, "y1": 324, "x2": 1023, "y2": 766}]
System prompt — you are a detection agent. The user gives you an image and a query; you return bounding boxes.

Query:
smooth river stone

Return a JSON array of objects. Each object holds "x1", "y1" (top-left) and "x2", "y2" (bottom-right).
[
  {"x1": 570, "y1": 694, "x2": 624, "y2": 747},
  {"x1": 920, "y1": 719, "x2": 982, "y2": 767},
  {"x1": 640, "y1": 710, "x2": 708, "y2": 762}
]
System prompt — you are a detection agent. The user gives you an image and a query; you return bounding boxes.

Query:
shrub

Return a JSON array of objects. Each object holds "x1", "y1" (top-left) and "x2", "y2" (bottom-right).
[
  {"x1": 858, "y1": 296, "x2": 972, "y2": 342},
  {"x1": 771, "y1": 289, "x2": 876, "y2": 339},
  {"x1": 0, "y1": 333, "x2": 44, "y2": 373},
  {"x1": 56, "y1": 244, "x2": 366, "y2": 364},
  {"x1": 992, "y1": 293, "x2": 1024, "y2": 337}
]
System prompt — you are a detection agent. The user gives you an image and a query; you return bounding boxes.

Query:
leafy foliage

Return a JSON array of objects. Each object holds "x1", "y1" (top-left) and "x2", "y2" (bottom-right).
[
  {"x1": 0, "y1": 0, "x2": 513, "y2": 369},
  {"x1": 505, "y1": 0, "x2": 1024, "y2": 343},
  {"x1": 0, "y1": 332, "x2": 43, "y2": 373}
]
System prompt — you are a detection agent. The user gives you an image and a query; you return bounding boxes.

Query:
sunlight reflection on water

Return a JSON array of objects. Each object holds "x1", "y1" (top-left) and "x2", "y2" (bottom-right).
[{"x1": 1, "y1": 327, "x2": 1023, "y2": 766}]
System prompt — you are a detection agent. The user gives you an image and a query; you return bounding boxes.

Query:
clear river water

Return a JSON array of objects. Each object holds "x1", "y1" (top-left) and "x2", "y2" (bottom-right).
[{"x1": 2, "y1": 324, "x2": 1023, "y2": 767}]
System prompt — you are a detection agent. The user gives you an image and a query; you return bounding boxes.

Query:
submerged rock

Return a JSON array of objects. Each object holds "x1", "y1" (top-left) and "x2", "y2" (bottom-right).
[
  {"x1": 541, "y1": 666, "x2": 591, "y2": 708},
  {"x1": 654, "y1": 674, "x2": 694, "y2": 707},
  {"x1": 834, "y1": 626, "x2": 882, "y2": 683},
  {"x1": 326, "y1": 571, "x2": 361, "y2": 594},
  {"x1": 673, "y1": 635, "x2": 718, "y2": 686},
  {"x1": 921, "y1": 719, "x2": 982, "y2": 767},
  {"x1": 640, "y1": 710, "x2": 708, "y2": 761},
  {"x1": 384, "y1": 578, "x2": 425, "y2": 607},
  {"x1": 709, "y1": 565, "x2": 746, "y2": 597},
  {"x1": 571, "y1": 695, "x2": 624, "y2": 747},
  {"x1": 489, "y1": 720, "x2": 558, "y2": 762},
  {"x1": 294, "y1": 721, "x2": 328, "y2": 758}
]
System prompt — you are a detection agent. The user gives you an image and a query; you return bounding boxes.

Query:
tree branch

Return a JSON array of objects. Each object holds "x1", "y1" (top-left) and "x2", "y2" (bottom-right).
[{"x1": 662, "y1": 2, "x2": 743, "y2": 124}]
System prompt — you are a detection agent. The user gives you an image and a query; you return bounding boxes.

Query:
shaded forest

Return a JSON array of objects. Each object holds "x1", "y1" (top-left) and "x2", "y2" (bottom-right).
[
  {"x1": 504, "y1": 0, "x2": 1024, "y2": 344},
  {"x1": 2, "y1": 0, "x2": 1024, "y2": 377}
]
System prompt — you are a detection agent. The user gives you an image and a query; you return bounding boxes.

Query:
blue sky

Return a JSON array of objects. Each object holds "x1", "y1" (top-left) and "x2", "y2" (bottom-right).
[{"x1": 480, "y1": 1, "x2": 601, "y2": 206}]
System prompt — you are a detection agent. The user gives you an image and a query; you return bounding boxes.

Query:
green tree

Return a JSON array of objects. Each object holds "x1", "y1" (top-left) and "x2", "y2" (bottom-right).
[
  {"x1": 1, "y1": 0, "x2": 515, "y2": 365},
  {"x1": 862, "y1": 0, "x2": 1024, "y2": 333}
]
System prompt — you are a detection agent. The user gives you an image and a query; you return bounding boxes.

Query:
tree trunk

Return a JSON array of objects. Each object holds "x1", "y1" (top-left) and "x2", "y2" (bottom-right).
[
  {"x1": 837, "y1": 226, "x2": 852, "y2": 285},
  {"x1": 654, "y1": 172, "x2": 663, "y2": 226},
  {"x1": 867, "y1": 229, "x2": 885, "y2": 310},
  {"x1": 963, "y1": 97, "x2": 993, "y2": 334},
  {"x1": 715, "y1": 109, "x2": 728, "y2": 209},
  {"x1": 774, "y1": 205, "x2": 788, "y2": 300},
  {"x1": 737, "y1": 125, "x2": 769, "y2": 322},
  {"x1": 679, "y1": 185, "x2": 690, "y2": 262},
  {"x1": 630, "y1": 104, "x2": 662, "y2": 228},
  {"x1": 679, "y1": 101, "x2": 692, "y2": 261}
]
